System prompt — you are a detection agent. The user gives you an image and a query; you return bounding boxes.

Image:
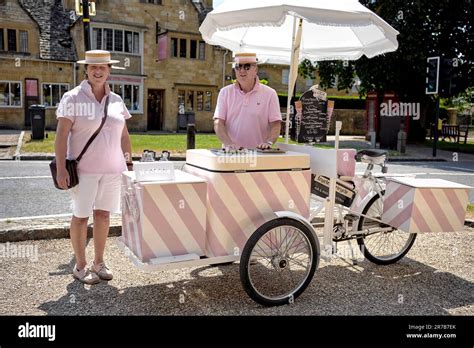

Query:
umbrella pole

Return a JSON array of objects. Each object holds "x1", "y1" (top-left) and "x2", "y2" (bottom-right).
[{"x1": 284, "y1": 18, "x2": 297, "y2": 143}]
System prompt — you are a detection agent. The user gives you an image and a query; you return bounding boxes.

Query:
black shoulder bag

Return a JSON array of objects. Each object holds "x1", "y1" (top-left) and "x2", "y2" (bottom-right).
[{"x1": 50, "y1": 96, "x2": 110, "y2": 190}]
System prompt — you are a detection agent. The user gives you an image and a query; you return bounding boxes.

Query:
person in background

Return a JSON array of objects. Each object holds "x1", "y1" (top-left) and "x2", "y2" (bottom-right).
[
  {"x1": 213, "y1": 53, "x2": 282, "y2": 150},
  {"x1": 54, "y1": 50, "x2": 133, "y2": 285}
]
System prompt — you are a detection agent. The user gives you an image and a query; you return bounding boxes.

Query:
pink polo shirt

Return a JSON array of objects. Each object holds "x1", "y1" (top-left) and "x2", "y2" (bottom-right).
[
  {"x1": 214, "y1": 78, "x2": 282, "y2": 148},
  {"x1": 56, "y1": 80, "x2": 131, "y2": 174}
]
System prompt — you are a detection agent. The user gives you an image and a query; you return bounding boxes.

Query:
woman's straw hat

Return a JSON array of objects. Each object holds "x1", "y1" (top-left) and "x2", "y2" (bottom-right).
[{"x1": 77, "y1": 50, "x2": 120, "y2": 65}]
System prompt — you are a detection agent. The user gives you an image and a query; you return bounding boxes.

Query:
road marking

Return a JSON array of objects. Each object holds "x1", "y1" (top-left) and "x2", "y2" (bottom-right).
[
  {"x1": 0, "y1": 212, "x2": 121, "y2": 222},
  {"x1": 442, "y1": 166, "x2": 474, "y2": 173},
  {"x1": 0, "y1": 213, "x2": 72, "y2": 222},
  {"x1": 0, "y1": 176, "x2": 51, "y2": 180},
  {"x1": 355, "y1": 172, "x2": 474, "y2": 176},
  {"x1": 14, "y1": 131, "x2": 25, "y2": 160}
]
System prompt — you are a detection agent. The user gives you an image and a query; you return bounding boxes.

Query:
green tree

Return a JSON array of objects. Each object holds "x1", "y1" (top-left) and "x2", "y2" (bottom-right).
[{"x1": 299, "y1": 0, "x2": 473, "y2": 136}]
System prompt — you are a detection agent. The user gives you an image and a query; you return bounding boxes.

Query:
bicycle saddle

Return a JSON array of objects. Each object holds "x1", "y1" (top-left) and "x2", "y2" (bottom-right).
[{"x1": 357, "y1": 149, "x2": 388, "y2": 157}]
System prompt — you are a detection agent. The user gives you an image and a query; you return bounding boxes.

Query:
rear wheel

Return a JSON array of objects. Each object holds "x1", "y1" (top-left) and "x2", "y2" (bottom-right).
[
  {"x1": 240, "y1": 218, "x2": 319, "y2": 306},
  {"x1": 357, "y1": 193, "x2": 416, "y2": 265}
]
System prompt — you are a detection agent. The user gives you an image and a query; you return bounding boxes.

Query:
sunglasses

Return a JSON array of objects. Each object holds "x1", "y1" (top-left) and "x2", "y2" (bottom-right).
[{"x1": 234, "y1": 63, "x2": 256, "y2": 71}]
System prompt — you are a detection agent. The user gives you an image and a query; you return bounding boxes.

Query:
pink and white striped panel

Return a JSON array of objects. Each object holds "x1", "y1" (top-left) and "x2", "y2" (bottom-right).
[
  {"x1": 121, "y1": 174, "x2": 207, "y2": 262},
  {"x1": 184, "y1": 165, "x2": 311, "y2": 257},
  {"x1": 382, "y1": 181, "x2": 469, "y2": 233}
]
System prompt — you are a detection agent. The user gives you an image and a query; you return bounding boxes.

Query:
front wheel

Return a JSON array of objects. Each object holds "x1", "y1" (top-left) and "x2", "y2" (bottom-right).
[
  {"x1": 240, "y1": 218, "x2": 319, "y2": 306},
  {"x1": 357, "y1": 193, "x2": 416, "y2": 265}
]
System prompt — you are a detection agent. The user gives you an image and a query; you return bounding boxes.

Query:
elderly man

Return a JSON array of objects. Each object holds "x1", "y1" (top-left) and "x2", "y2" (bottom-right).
[{"x1": 214, "y1": 53, "x2": 282, "y2": 150}]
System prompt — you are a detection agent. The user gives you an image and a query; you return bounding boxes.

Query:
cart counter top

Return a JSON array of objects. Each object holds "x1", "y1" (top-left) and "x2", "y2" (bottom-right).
[
  {"x1": 123, "y1": 169, "x2": 206, "y2": 185},
  {"x1": 185, "y1": 149, "x2": 310, "y2": 172},
  {"x1": 388, "y1": 177, "x2": 471, "y2": 189}
]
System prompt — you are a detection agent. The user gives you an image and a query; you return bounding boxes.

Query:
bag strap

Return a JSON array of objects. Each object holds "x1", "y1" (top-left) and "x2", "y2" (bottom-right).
[{"x1": 76, "y1": 96, "x2": 110, "y2": 163}]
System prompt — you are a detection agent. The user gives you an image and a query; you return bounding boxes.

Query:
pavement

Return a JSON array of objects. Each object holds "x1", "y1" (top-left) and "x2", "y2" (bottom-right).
[
  {"x1": 0, "y1": 228, "x2": 472, "y2": 315},
  {"x1": 3, "y1": 130, "x2": 474, "y2": 162}
]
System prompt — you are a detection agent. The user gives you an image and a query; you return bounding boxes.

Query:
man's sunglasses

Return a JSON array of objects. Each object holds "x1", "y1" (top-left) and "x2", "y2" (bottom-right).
[{"x1": 234, "y1": 63, "x2": 256, "y2": 71}]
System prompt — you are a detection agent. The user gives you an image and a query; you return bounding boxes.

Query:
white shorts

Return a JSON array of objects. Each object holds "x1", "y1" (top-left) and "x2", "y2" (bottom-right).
[{"x1": 70, "y1": 174, "x2": 122, "y2": 218}]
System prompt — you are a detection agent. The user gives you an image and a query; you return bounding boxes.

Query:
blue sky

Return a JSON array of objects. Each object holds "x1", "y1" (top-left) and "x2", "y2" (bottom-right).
[{"x1": 213, "y1": 0, "x2": 224, "y2": 9}]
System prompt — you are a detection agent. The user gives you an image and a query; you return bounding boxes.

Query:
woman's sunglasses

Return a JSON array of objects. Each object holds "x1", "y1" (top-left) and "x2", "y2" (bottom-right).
[{"x1": 234, "y1": 63, "x2": 256, "y2": 71}]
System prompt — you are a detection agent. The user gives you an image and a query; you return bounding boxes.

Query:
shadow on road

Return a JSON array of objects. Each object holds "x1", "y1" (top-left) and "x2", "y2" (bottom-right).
[{"x1": 38, "y1": 256, "x2": 473, "y2": 315}]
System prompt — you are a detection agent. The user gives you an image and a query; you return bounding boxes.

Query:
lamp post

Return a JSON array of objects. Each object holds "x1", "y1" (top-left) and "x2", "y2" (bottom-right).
[
  {"x1": 82, "y1": 0, "x2": 91, "y2": 51},
  {"x1": 75, "y1": 0, "x2": 96, "y2": 51}
]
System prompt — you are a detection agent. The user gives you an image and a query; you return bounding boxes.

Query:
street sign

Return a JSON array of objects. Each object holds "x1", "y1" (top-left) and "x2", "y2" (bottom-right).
[{"x1": 425, "y1": 56, "x2": 440, "y2": 95}]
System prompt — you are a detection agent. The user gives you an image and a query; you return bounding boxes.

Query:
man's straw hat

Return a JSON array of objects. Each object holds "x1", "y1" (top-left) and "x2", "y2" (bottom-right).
[{"x1": 229, "y1": 52, "x2": 259, "y2": 65}]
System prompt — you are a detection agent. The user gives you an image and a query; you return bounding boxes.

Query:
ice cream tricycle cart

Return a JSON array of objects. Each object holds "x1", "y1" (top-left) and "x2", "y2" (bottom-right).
[{"x1": 119, "y1": 123, "x2": 470, "y2": 307}]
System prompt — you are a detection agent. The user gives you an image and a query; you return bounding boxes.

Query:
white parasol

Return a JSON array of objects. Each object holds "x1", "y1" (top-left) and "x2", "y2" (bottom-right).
[{"x1": 200, "y1": 0, "x2": 399, "y2": 142}]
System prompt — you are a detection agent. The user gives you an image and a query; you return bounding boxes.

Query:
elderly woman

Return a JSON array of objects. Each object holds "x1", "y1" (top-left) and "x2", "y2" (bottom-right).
[{"x1": 54, "y1": 50, "x2": 133, "y2": 284}]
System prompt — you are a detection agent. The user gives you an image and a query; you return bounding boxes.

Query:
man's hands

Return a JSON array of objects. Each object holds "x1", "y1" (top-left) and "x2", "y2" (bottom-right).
[
  {"x1": 256, "y1": 141, "x2": 273, "y2": 150},
  {"x1": 56, "y1": 166, "x2": 70, "y2": 190},
  {"x1": 222, "y1": 143, "x2": 242, "y2": 151}
]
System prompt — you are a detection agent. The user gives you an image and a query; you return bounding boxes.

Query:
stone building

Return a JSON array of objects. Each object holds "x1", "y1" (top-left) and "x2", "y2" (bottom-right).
[
  {"x1": 0, "y1": 0, "x2": 233, "y2": 132},
  {"x1": 0, "y1": 0, "x2": 356, "y2": 132}
]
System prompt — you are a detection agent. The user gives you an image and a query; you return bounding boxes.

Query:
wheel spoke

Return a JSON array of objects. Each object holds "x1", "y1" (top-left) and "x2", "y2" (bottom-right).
[
  {"x1": 359, "y1": 195, "x2": 415, "y2": 263},
  {"x1": 245, "y1": 222, "x2": 316, "y2": 303}
]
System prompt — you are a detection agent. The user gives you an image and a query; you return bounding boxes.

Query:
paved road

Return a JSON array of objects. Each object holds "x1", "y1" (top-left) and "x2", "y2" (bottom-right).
[
  {"x1": 1, "y1": 160, "x2": 474, "y2": 219},
  {"x1": 0, "y1": 229, "x2": 472, "y2": 315}
]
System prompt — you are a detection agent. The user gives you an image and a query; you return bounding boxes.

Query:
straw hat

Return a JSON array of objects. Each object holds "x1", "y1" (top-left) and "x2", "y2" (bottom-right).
[
  {"x1": 229, "y1": 52, "x2": 259, "y2": 65},
  {"x1": 77, "y1": 50, "x2": 120, "y2": 65}
]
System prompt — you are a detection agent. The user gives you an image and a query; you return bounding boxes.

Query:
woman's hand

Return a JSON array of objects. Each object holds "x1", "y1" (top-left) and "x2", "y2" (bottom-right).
[{"x1": 56, "y1": 166, "x2": 70, "y2": 189}]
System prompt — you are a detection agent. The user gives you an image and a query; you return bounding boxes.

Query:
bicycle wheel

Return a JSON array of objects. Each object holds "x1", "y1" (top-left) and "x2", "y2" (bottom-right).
[
  {"x1": 240, "y1": 218, "x2": 319, "y2": 306},
  {"x1": 357, "y1": 193, "x2": 416, "y2": 265}
]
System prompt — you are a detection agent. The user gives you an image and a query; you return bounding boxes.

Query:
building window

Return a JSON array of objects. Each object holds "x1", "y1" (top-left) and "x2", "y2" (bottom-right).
[
  {"x1": 196, "y1": 91, "x2": 203, "y2": 111},
  {"x1": 177, "y1": 89, "x2": 213, "y2": 112},
  {"x1": 178, "y1": 90, "x2": 185, "y2": 114},
  {"x1": 104, "y1": 28, "x2": 113, "y2": 51},
  {"x1": 170, "y1": 37, "x2": 205, "y2": 60},
  {"x1": 7, "y1": 29, "x2": 16, "y2": 51},
  {"x1": 19, "y1": 30, "x2": 28, "y2": 53},
  {"x1": 124, "y1": 31, "x2": 133, "y2": 53},
  {"x1": 186, "y1": 90, "x2": 194, "y2": 111},
  {"x1": 114, "y1": 30, "x2": 123, "y2": 52},
  {"x1": 204, "y1": 91, "x2": 212, "y2": 111},
  {"x1": 93, "y1": 28, "x2": 102, "y2": 50},
  {"x1": 282, "y1": 69, "x2": 289, "y2": 85},
  {"x1": 42, "y1": 83, "x2": 69, "y2": 108},
  {"x1": 199, "y1": 41, "x2": 205, "y2": 60},
  {"x1": 148, "y1": 0, "x2": 162, "y2": 4},
  {"x1": 109, "y1": 82, "x2": 141, "y2": 112},
  {"x1": 190, "y1": 40, "x2": 197, "y2": 59},
  {"x1": 92, "y1": 27, "x2": 140, "y2": 54},
  {"x1": 0, "y1": 29, "x2": 4, "y2": 51},
  {"x1": 171, "y1": 38, "x2": 178, "y2": 58},
  {"x1": 179, "y1": 38, "x2": 187, "y2": 58},
  {"x1": 133, "y1": 32, "x2": 139, "y2": 54},
  {"x1": 0, "y1": 81, "x2": 22, "y2": 107}
]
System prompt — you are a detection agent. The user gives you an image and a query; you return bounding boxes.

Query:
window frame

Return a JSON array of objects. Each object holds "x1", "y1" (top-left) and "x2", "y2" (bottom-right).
[
  {"x1": 0, "y1": 28, "x2": 4, "y2": 51},
  {"x1": 177, "y1": 88, "x2": 214, "y2": 112},
  {"x1": 108, "y1": 81, "x2": 142, "y2": 114},
  {"x1": 91, "y1": 26, "x2": 141, "y2": 56},
  {"x1": 170, "y1": 36, "x2": 206, "y2": 61},
  {"x1": 0, "y1": 80, "x2": 22, "y2": 108},
  {"x1": 19, "y1": 30, "x2": 28, "y2": 53},
  {"x1": 41, "y1": 83, "x2": 70, "y2": 109},
  {"x1": 7, "y1": 28, "x2": 16, "y2": 52}
]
